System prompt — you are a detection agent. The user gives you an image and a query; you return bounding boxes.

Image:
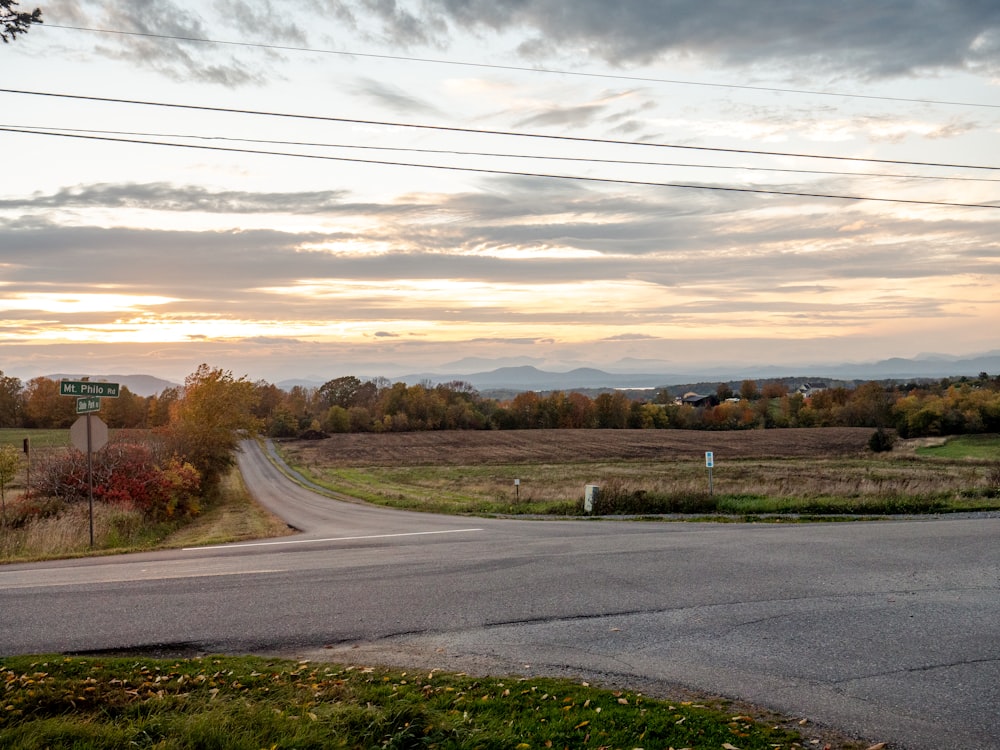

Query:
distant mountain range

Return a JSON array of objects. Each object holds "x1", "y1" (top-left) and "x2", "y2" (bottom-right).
[
  {"x1": 43, "y1": 351, "x2": 1000, "y2": 397},
  {"x1": 280, "y1": 351, "x2": 1000, "y2": 393},
  {"x1": 402, "y1": 366, "x2": 667, "y2": 391}
]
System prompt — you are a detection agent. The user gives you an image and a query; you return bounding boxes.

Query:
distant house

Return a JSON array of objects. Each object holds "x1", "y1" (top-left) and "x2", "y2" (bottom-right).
[
  {"x1": 797, "y1": 382, "x2": 828, "y2": 399},
  {"x1": 679, "y1": 391, "x2": 717, "y2": 407}
]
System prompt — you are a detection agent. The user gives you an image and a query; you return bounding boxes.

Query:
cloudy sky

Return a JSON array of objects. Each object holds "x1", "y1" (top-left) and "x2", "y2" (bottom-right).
[{"x1": 2, "y1": 0, "x2": 999, "y2": 384}]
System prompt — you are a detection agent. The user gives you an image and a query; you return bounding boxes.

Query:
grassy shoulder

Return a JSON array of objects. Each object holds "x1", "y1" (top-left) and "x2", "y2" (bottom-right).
[
  {"x1": 274, "y1": 438, "x2": 1000, "y2": 518},
  {"x1": 0, "y1": 654, "x2": 871, "y2": 750}
]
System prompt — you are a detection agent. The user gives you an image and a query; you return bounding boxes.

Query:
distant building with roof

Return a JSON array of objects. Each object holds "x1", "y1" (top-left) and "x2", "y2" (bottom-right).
[
  {"x1": 678, "y1": 391, "x2": 717, "y2": 407},
  {"x1": 796, "y1": 382, "x2": 828, "y2": 399}
]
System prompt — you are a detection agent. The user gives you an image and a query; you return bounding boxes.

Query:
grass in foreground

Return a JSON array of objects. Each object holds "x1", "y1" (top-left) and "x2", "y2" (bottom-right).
[{"x1": 0, "y1": 655, "x2": 862, "y2": 750}]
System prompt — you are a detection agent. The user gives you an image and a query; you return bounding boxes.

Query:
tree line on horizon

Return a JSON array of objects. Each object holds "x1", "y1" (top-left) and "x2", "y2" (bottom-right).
[{"x1": 2, "y1": 368, "x2": 999, "y2": 441}]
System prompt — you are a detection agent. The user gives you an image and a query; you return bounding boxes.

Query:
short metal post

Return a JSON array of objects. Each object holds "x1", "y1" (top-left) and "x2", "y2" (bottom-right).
[{"x1": 87, "y1": 413, "x2": 94, "y2": 547}]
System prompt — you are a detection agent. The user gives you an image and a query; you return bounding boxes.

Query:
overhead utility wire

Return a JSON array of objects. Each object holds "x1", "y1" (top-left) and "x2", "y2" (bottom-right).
[
  {"x1": 3, "y1": 126, "x2": 996, "y2": 210},
  {"x1": 9, "y1": 123, "x2": 1000, "y2": 184},
  {"x1": 44, "y1": 23, "x2": 1000, "y2": 110},
  {"x1": 3, "y1": 88, "x2": 999, "y2": 173}
]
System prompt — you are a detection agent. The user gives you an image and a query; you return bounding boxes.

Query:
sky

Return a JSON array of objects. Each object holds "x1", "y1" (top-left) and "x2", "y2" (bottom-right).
[{"x1": 2, "y1": 0, "x2": 999, "y2": 385}]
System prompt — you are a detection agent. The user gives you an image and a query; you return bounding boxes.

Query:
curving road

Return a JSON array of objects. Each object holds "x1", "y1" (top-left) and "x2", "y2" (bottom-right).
[{"x1": 1, "y1": 440, "x2": 998, "y2": 750}]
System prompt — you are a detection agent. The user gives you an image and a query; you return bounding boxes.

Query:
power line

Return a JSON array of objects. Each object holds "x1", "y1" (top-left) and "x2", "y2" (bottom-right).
[
  {"x1": 3, "y1": 88, "x2": 999, "y2": 173},
  {"x1": 43, "y1": 23, "x2": 1000, "y2": 110},
  {"x1": 3, "y1": 126, "x2": 996, "y2": 209},
  {"x1": 8, "y1": 123, "x2": 1000, "y2": 184}
]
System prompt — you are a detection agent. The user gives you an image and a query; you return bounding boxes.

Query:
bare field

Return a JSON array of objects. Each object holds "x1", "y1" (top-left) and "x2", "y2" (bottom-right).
[{"x1": 283, "y1": 427, "x2": 877, "y2": 467}]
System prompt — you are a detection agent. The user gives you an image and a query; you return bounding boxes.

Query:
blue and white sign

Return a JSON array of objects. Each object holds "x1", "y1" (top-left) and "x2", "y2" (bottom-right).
[{"x1": 705, "y1": 451, "x2": 714, "y2": 468}]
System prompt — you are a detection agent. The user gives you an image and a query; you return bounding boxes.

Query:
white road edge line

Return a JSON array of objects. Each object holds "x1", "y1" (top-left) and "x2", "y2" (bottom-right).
[
  {"x1": 1, "y1": 570, "x2": 286, "y2": 590},
  {"x1": 183, "y1": 528, "x2": 485, "y2": 551}
]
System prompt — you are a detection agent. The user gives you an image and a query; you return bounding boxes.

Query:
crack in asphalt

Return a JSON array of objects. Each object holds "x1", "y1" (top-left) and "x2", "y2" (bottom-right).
[{"x1": 831, "y1": 655, "x2": 1000, "y2": 684}]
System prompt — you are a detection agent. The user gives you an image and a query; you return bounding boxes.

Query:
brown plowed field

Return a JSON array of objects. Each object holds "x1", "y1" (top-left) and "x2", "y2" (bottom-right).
[{"x1": 286, "y1": 427, "x2": 876, "y2": 467}]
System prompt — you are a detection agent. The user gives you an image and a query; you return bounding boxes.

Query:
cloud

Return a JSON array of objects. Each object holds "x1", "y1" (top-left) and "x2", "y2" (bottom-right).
[
  {"x1": 39, "y1": 1, "x2": 1000, "y2": 91},
  {"x1": 3, "y1": 172, "x2": 998, "y2": 371},
  {"x1": 352, "y1": 77, "x2": 447, "y2": 117},
  {"x1": 238, "y1": 336, "x2": 307, "y2": 345},
  {"x1": 214, "y1": 0, "x2": 310, "y2": 46},
  {"x1": 45, "y1": 0, "x2": 266, "y2": 85},
  {"x1": 5, "y1": 178, "x2": 999, "y2": 294},
  {"x1": 424, "y1": 0, "x2": 1000, "y2": 78},
  {"x1": 0, "y1": 183, "x2": 354, "y2": 214},
  {"x1": 513, "y1": 102, "x2": 611, "y2": 130},
  {"x1": 603, "y1": 333, "x2": 660, "y2": 341}
]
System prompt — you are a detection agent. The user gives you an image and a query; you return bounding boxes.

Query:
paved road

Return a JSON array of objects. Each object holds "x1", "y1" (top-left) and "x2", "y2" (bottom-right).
[{"x1": 1, "y1": 440, "x2": 998, "y2": 750}]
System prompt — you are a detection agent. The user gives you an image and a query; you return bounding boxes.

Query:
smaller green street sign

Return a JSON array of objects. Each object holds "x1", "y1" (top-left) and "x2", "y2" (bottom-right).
[
  {"x1": 60, "y1": 380, "x2": 120, "y2": 398},
  {"x1": 76, "y1": 397, "x2": 102, "y2": 414}
]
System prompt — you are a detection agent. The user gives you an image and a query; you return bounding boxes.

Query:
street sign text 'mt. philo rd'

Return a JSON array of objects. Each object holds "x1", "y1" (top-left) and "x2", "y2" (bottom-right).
[{"x1": 60, "y1": 380, "x2": 120, "y2": 398}]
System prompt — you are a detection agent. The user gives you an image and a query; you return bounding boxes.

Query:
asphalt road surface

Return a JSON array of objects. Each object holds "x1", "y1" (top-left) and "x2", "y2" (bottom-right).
[{"x1": 2, "y1": 440, "x2": 998, "y2": 750}]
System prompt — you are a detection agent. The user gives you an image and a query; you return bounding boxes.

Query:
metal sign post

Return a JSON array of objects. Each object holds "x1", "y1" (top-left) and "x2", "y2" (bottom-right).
[
  {"x1": 23, "y1": 437, "x2": 29, "y2": 498},
  {"x1": 63, "y1": 380, "x2": 118, "y2": 548},
  {"x1": 705, "y1": 451, "x2": 714, "y2": 496},
  {"x1": 86, "y1": 413, "x2": 94, "y2": 546},
  {"x1": 69, "y1": 414, "x2": 109, "y2": 547}
]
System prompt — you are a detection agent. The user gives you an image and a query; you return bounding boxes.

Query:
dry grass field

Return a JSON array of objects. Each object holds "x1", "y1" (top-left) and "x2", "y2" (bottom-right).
[{"x1": 277, "y1": 428, "x2": 1000, "y2": 517}]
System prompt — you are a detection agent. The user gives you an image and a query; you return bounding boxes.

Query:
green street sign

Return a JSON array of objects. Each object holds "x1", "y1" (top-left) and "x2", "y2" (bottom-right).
[
  {"x1": 60, "y1": 380, "x2": 120, "y2": 398},
  {"x1": 76, "y1": 397, "x2": 102, "y2": 414}
]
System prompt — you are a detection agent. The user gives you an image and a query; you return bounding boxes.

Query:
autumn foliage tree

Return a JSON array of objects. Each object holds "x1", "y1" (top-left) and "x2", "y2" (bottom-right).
[
  {"x1": 0, "y1": 372, "x2": 22, "y2": 427},
  {"x1": 22, "y1": 377, "x2": 76, "y2": 428},
  {"x1": 164, "y1": 364, "x2": 260, "y2": 491}
]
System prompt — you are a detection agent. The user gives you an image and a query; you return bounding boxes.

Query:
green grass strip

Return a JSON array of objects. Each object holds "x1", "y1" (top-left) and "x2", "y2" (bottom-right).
[{"x1": 0, "y1": 654, "x2": 846, "y2": 749}]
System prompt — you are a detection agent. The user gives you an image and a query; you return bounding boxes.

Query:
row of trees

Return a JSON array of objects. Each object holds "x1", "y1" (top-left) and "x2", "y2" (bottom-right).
[
  {"x1": 2, "y1": 370, "x2": 999, "y2": 443},
  {"x1": 272, "y1": 373, "x2": 1000, "y2": 438}
]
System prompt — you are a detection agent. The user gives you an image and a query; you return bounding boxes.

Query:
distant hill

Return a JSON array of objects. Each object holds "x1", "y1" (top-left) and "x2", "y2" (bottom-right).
[
  {"x1": 45, "y1": 374, "x2": 179, "y2": 398},
  {"x1": 817, "y1": 353, "x2": 1000, "y2": 380},
  {"x1": 396, "y1": 352, "x2": 1000, "y2": 392},
  {"x1": 42, "y1": 351, "x2": 999, "y2": 399},
  {"x1": 399, "y1": 365, "x2": 669, "y2": 391}
]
